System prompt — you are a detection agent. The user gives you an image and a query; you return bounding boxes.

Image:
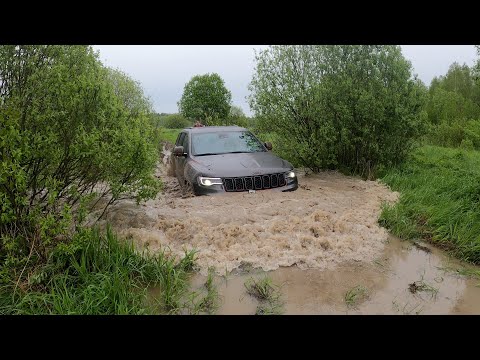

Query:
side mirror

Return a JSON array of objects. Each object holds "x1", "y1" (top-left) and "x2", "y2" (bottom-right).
[
  {"x1": 264, "y1": 142, "x2": 273, "y2": 151},
  {"x1": 173, "y1": 146, "x2": 185, "y2": 157}
]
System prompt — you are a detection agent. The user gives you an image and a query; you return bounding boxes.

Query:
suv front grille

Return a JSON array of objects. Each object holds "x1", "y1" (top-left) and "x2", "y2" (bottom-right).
[{"x1": 222, "y1": 173, "x2": 287, "y2": 192}]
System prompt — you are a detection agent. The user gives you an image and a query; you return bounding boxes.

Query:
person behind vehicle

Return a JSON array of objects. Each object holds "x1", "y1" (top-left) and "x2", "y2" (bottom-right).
[{"x1": 193, "y1": 120, "x2": 204, "y2": 127}]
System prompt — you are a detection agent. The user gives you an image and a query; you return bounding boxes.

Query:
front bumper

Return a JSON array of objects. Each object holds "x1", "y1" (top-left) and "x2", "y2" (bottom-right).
[{"x1": 192, "y1": 176, "x2": 298, "y2": 195}]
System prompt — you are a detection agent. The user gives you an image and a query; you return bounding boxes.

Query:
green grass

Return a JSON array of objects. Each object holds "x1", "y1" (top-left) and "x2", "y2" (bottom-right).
[
  {"x1": 158, "y1": 128, "x2": 181, "y2": 144},
  {"x1": 379, "y1": 145, "x2": 480, "y2": 264},
  {"x1": 344, "y1": 285, "x2": 368, "y2": 308},
  {"x1": 244, "y1": 276, "x2": 284, "y2": 315},
  {"x1": 0, "y1": 226, "x2": 196, "y2": 314}
]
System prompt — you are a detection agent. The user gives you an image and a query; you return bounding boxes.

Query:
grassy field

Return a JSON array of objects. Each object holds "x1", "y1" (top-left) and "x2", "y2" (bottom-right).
[
  {"x1": 380, "y1": 145, "x2": 480, "y2": 263},
  {"x1": 159, "y1": 128, "x2": 182, "y2": 144}
]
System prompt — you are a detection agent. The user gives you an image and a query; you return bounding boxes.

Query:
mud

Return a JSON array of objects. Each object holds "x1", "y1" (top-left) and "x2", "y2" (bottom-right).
[
  {"x1": 94, "y1": 145, "x2": 399, "y2": 276},
  {"x1": 189, "y1": 237, "x2": 480, "y2": 314}
]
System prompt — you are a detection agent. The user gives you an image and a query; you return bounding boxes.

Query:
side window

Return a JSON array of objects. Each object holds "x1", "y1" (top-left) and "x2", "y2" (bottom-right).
[
  {"x1": 181, "y1": 133, "x2": 189, "y2": 154},
  {"x1": 176, "y1": 132, "x2": 185, "y2": 146}
]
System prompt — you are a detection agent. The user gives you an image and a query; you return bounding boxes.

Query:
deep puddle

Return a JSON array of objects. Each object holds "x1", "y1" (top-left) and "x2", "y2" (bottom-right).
[{"x1": 188, "y1": 236, "x2": 480, "y2": 314}]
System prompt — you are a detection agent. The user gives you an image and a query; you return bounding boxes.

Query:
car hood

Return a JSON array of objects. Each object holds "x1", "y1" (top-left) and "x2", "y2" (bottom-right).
[{"x1": 190, "y1": 152, "x2": 293, "y2": 177}]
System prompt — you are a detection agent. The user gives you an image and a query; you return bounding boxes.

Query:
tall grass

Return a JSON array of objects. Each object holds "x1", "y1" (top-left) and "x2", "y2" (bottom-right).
[
  {"x1": 379, "y1": 145, "x2": 480, "y2": 263},
  {"x1": 0, "y1": 226, "x2": 196, "y2": 314}
]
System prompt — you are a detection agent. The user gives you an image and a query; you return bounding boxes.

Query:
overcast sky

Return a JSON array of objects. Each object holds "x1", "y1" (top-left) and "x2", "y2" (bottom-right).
[{"x1": 93, "y1": 45, "x2": 478, "y2": 116}]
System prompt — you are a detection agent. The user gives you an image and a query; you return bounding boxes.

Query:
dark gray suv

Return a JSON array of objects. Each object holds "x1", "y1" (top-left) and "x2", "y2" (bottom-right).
[{"x1": 169, "y1": 126, "x2": 298, "y2": 195}]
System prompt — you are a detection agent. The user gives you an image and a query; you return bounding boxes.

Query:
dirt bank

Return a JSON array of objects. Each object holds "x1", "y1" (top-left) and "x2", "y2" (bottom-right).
[{"x1": 93, "y1": 147, "x2": 399, "y2": 276}]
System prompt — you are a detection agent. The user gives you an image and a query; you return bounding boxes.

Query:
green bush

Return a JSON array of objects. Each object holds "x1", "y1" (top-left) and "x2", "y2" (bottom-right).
[
  {"x1": 249, "y1": 45, "x2": 427, "y2": 178},
  {"x1": 427, "y1": 119, "x2": 480, "y2": 150}
]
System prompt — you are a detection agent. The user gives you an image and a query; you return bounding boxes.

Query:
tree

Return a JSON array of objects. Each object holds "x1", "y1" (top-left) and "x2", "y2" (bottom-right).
[
  {"x1": 473, "y1": 45, "x2": 480, "y2": 85},
  {"x1": 178, "y1": 73, "x2": 232, "y2": 125},
  {"x1": 0, "y1": 45, "x2": 160, "y2": 266},
  {"x1": 425, "y1": 57, "x2": 480, "y2": 127},
  {"x1": 249, "y1": 45, "x2": 427, "y2": 178}
]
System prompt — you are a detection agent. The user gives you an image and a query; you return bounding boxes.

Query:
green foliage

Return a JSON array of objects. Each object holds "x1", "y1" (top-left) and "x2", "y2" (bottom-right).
[
  {"x1": 430, "y1": 63, "x2": 480, "y2": 102},
  {"x1": 474, "y1": 46, "x2": 480, "y2": 85},
  {"x1": 249, "y1": 45, "x2": 427, "y2": 178},
  {"x1": 0, "y1": 226, "x2": 197, "y2": 314},
  {"x1": 178, "y1": 73, "x2": 232, "y2": 125},
  {"x1": 226, "y1": 105, "x2": 250, "y2": 127},
  {"x1": 0, "y1": 46, "x2": 160, "y2": 281},
  {"x1": 379, "y1": 146, "x2": 480, "y2": 264},
  {"x1": 424, "y1": 59, "x2": 480, "y2": 147},
  {"x1": 427, "y1": 118, "x2": 480, "y2": 149},
  {"x1": 151, "y1": 113, "x2": 192, "y2": 129},
  {"x1": 426, "y1": 87, "x2": 479, "y2": 125}
]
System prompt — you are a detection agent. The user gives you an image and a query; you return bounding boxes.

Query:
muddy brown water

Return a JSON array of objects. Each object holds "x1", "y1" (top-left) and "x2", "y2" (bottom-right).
[
  {"x1": 189, "y1": 236, "x2": 480, "y2": 314},
  {"x1": 91, "y1": 147, "x2": 480, "y2": 314}
]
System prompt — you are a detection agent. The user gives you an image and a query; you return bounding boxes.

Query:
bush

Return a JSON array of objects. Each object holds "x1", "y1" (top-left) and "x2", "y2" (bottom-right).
[
  {"x1": 427, "y1": 118, "x2": 480, "y2": 150},
  {"x1": 249, "y1": 45, "x2": 427, "y2": 178},
  {"x1": 151, "y1": 113, "x2": 192, "y2": 129}
]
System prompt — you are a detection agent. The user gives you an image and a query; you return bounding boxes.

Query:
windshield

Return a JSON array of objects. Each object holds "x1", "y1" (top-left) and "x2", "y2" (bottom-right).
[{"x1": 191, "y1": 131, "x2": 266, "y2": 156}]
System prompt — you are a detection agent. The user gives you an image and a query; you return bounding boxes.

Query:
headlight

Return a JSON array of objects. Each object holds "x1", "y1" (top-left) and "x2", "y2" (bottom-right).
[
  {"x1": 198, "y1": 176, "x2": 222, "y2": 186},
  {"x1": 286, "y1": 171, "x2": 296, "y2": 178}
]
